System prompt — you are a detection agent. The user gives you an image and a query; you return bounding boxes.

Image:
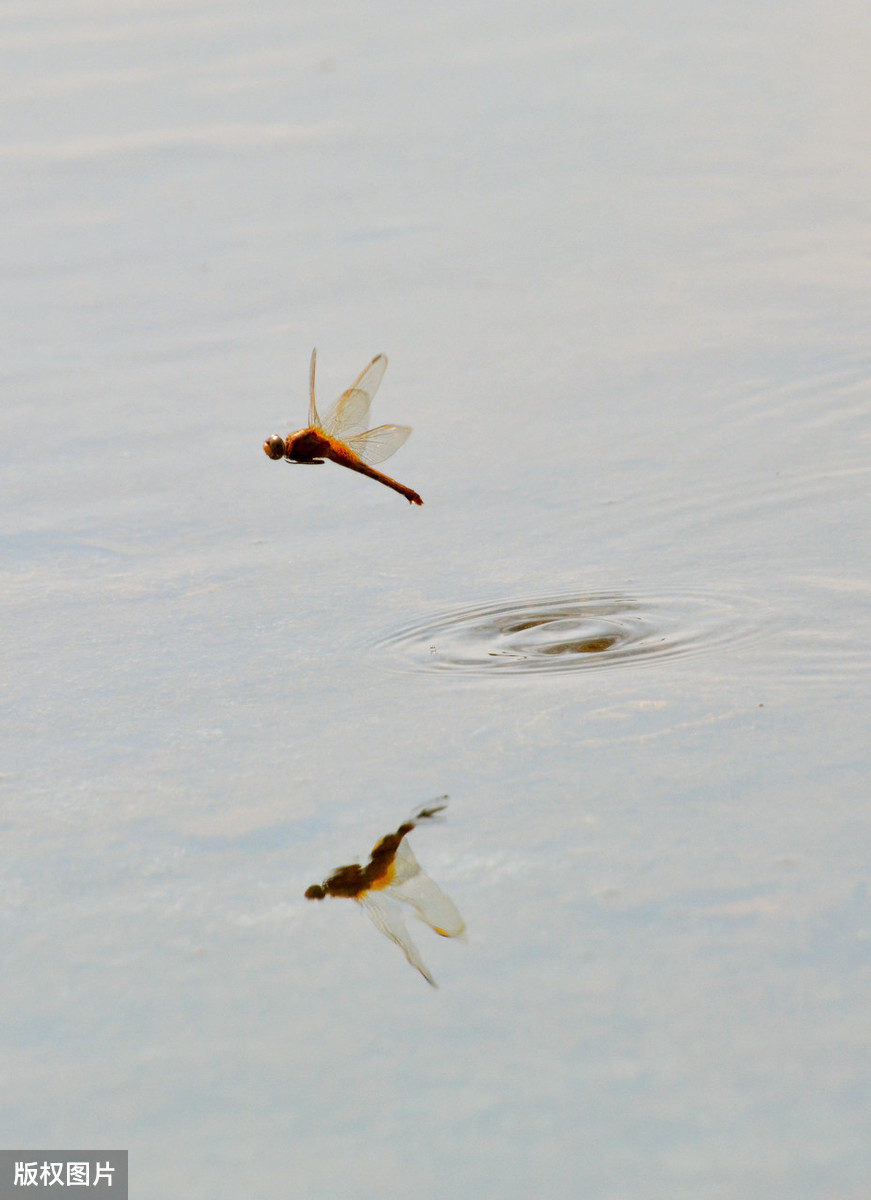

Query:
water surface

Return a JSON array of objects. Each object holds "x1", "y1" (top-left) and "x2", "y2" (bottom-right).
[{"x1": 2, "y1": 2, "x2": 871, "y2": 1198}]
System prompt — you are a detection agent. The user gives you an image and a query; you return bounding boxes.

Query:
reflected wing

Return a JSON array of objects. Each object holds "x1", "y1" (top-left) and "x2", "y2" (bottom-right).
[
  {"x1": 387, "y1": 840, "x2": 465, "y2": 938},
  {"x1": 319, "y1": 354, "x2": 388, "y2": 438},
  {"x1": 358, "y1": 890, "x2": 437, "y2": 987},
  {"x1": 389, "y1": 874, "x2": 465, "y2": 938},
  {"x1": 385, "y1": 834, "x2": 422, "y2": 886},
  {"x1": 388, "y1": 835, "x2": 467, "y2": 936},
  {"x1": 344, "y1": 424, "x2": 412, "y2": 466}
]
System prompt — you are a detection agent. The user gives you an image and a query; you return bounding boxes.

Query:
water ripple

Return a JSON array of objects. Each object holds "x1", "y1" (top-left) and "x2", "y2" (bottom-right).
[{"x1": 370, "y1": 588, "x2": 768, "y2": 676}]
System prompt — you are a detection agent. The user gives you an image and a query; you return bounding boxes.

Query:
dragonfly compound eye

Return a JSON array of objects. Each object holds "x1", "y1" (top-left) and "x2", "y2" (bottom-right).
[{"x1": 263, "y1": 435, "x2": 286, "y2": 460}]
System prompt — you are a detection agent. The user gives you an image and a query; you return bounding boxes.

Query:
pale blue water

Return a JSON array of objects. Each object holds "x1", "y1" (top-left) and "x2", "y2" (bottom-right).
[{"x1": 2, "y1": 2, "x2": 871, "y2": 1197}]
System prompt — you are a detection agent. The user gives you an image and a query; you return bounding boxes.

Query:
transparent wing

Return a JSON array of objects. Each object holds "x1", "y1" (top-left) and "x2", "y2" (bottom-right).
[
  {"x1": 344, "y1": 424, "x2": 412, "y2": 466},
  {"x1": 307, "y1": 348, "x2": 320, "y2": 428},
  {"x1": 386, "y1": 835, "x2": 422, "y2": 886},
  {"x1": 389, "y1": 874, "x2": 465, "y2": 938},
  {"x1": 320, "y1": 388, "x2": 372, "y2": 439},
  {"x1": 318, "y1": 354, "x2": 388, "y2": 438},
  {"x1": 387, "y1": 841, "x2": 466, "y2": 938},
  {"x1": 358, "y1": 890, "x2": 437, "y2": 987},
  {"x1": 345, "y1": 351, "x2": 388, "y2": 400}
]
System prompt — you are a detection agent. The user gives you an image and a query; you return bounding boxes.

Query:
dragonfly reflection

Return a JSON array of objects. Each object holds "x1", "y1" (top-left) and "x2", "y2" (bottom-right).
[
  {"x1": 305, "y1": 799, "x2": 465, "y2": 987},
  {"x1": 264, "y1": 349, "x2": 423, "y2": 505}
]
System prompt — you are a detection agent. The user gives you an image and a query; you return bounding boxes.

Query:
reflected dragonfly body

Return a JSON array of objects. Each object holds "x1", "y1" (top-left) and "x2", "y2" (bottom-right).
[
  {"x1": 264, "y1": 349, "x2": 423, "y2": 505},
  {"x1": 305, "y1": 800, "x2": 464, "y2": 987}
]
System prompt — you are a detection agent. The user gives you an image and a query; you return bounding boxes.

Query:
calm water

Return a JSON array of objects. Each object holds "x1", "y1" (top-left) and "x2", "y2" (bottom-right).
[{"x1": 2, "y1": 1, "x2": 871, "y2": 1197}]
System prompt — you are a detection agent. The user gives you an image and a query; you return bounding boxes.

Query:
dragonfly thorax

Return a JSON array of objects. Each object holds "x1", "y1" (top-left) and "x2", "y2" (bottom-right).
[{"x1": 285, "y1": 428, "x2": 330, "y2": 461}]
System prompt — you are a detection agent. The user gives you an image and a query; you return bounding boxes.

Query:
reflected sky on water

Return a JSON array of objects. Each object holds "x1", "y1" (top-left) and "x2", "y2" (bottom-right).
[{"x1": 2, "y1": 1, "x2": 871, "y2": 1197}]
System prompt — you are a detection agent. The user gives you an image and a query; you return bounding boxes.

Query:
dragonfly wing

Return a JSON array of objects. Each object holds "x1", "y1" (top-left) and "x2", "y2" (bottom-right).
[
  {"x1": 320, "y1": 388, "x2": 372, "y2": 439},
  {"x1": 347, "y1": 352, "x2": 388, "y2": 399},
  {"x1": 386, "y1": 836, "x2": 422, "y2": 885},
  {"x1": 308, "y1": 348, "x2": 320, "y2": 427},
  {"x1": 388, "y1": 869, "x2": 466, "y2": 938},
  {"x1": 345, "y1": 424, "x2": 412, "y2": 466},
  {"x1": 386, "y1": 838, "x2": 465, "y2": 937},
  {"x1": 358, "y1": 891, "x2": 437, "y2": 987},
  {"x1": 319, "y1": 353, "x2": 387, "y2": 437}
]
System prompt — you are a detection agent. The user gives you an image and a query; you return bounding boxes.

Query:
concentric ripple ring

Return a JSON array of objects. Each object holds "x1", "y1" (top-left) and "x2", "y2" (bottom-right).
[{"x1": 368, "y1": 588, "x2": 768, "y2": 676}]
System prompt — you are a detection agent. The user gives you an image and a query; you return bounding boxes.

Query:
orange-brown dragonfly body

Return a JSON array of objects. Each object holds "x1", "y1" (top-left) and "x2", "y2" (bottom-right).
[
  {"x1": 305, "y1": 799, "x2": 465, "y2": 987},
  {"x1": 264, "y1": 348, "x2": 422, "y2": 505}
]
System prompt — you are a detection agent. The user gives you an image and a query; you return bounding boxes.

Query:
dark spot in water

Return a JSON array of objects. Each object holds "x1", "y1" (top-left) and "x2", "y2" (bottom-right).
[{"x1": 540, "y1": 636, "x2": 619, "y2": 655}]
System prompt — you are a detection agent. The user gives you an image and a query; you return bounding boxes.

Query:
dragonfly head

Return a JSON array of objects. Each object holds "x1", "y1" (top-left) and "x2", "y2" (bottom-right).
[
  {"x1": 263, "y1": 435, "x2": 286, "y2": 460},
  {"x1": 305, "y1": 884, "x2": 327, "y2": 900}
]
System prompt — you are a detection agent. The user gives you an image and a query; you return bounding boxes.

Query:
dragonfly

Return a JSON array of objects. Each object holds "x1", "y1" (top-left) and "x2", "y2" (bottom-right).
[
  {"x1": 264, "y1": 348, "x2": 423, "y2": 505},
  {"x1": 305, "y1": 799, "x2": 465, "y2": 987}
]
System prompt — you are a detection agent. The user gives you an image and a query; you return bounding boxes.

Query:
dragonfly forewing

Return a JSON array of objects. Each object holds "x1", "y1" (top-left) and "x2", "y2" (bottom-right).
[
  {"x1": 308, "y1": 347, "x2": 320, "y2": 428},
  {"x1": 317, "y1": 353, "x2": 388, "y2": 435},
  {"x1": 320, "y1": 387, "x2": 373, "y2": 439},
  {"x1": 346, "y1": 352, "x2": 388, "y2": 401}
]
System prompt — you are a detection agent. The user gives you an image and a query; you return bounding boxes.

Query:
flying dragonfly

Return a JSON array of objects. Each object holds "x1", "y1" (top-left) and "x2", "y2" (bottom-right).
[
  {"x1": 305, "y1": 799, "x2": 465, "y2": 987},
  {"x1": 264, "y1": 349, "x2": 423, "y2": 505}
]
